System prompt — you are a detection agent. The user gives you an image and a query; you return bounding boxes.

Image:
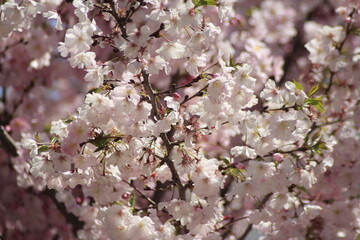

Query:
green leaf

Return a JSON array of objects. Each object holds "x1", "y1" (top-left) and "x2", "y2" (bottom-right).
[
  {"x1": 88, "y1": 86, "x2": 104, "y2": 94},
  {"x1": 245, "y1": 8, "x2": 253, "y2": 17},
  {"x1": 293, "y1": 80, "x2": 304, "y2": 91},
  {"x1": 201, "y1": 0, "x2": 217, "y2": 5},
  {"x1": 312, "y1": 138, "x2": 330, "y2": 157},
  {"x1": 64, "y1": 118, "x2": 74, "y2": 124},
  {"x1": 192, "y1": 0, "x2": 217, "y2": 7},
  {"x1": 311, "y1": 131, "x2": 321, "y2": 142},
  {"x1": 35, "y1": 133, "x2": 41, "y2": 143},
  {"x1": 129, "y1": 195, "x2": 135, "y2": 207},
  {"x1": 89, "y1": 136, "x2": 110, "y2": 152},
  {"x1": 296, "y1": 186, "x2": 309, "y2": 194},
  {"x1": 110, "y1": 200, "x2": 123, "y2": 206},
  {"x1": 94, "y1": 146, "x2": 103, "y2": 152},
  {"x1": 50, "y1": 136, "x2": 59, "y2": 144},
  {"x1": 308, "y1": 84, "x2": 319, "y2": 97},
  {"x1": 44, "y1": 123, "x2": 51, "y2": 134},
  {"x1": 313, "y1": 96, "x2": 323, "y2": 101},
  {"x1": 38, "y1": 145, "x2": 50, "y2": 153},
  {"x1": 310, "y1": 150, "x2": 315, "y2": 158},
  {"x1": 305, "y1": 99, "x2": 320, "y2": 105},
  {"x1": 317, "y1": 142, "x2": 330, "y2": 150},
  {"x1": 94, "y1": 139, "x2": 107, "y2": 147},
  {"x1": 224, "y1": 167, "x2": 246, "y2": 182},
  {"x1": 219, "y1": 157, "x2": 231, "y2": 166},
  {"x1": 229, "y1": 55, "x2": 235, "y2": 67},
  {"x1": 352, "y1": 28, "x2": 360, "y2": 36},
  {"x1": 191, "y1": 0, "x2": 200, "y2": 6},
  {"x1": 228, "y1": 56, "x2": 243, "y2": 69},
  {"x1": 350, "y1": 194, "x2": 360, "y2": 200},
  {"x1": 314, "y1": 148, "x2": 323, "y2": 156},
  {"x1": 305, "y1": 97, "x2": 325, "y2": 113},
  {"x1": 313, "y1": 102, "x2": 324, "y2": 113}
]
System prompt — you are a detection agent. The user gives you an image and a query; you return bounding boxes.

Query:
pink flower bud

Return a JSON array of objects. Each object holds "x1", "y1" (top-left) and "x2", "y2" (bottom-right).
[
  {"x1": 172, "y1": 92, "x2": 181, "y2": 100},
  {"x1": 122, "y1": 193, "x2": 130, "y2": 200},
  {"x1": 273, "y1": 153, "x2": 284, "y2": 162},
  {"x1": 230, "y1": 18, "x2": 239, "y2": 26}
]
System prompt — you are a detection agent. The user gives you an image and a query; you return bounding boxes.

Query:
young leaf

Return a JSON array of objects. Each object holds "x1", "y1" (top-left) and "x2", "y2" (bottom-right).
[
  {"x1": 35, "y1": 132, "x2": 41, "y2": 143},
  {"x1": 219, "y1": 157, "x2": 231, "y2": 166},
  {"x1": 308, "y1": 84, "x2": 319, "y2": 97},
  {"x1": 200, "y1": 0, "x2": 218, "y2": 6},
  {"x1": 305, "y1": 97, "x2": 325, "y2": 113},
  {"x1": 311, "y1": 131, "x2": 321, "y2": 142},
  {"x1": 313, "y1": 101, "x2": 324, "y2": 113},
  {"x1": 224, "y1": 167, "x2": 246, "y2": 182},
  {"x1": 192, "y1": 0, "x2": 217, "y2": 7},
  {"x1": 293, "y1": 80, "x2": 304, "y2": 91},
  {"x1": 50, "y1": 136, "x2": 59, "y2": 144},
  {"x1": 64, "y1": 117, "x2": 74, "y2": 124},
  {"x1": 38, "y1": 145, "x2": 50, "y2": 153},
  {"x1": 110, "y1": 200, "x2": 123, "y2": 206},
  {"x1": 129, "y1": 195, "x2": 135, "y2": 207},
  {"x1": 191, "y1": 0, "x2": 200, "y2": 6},
  {"x1": 296, "y1": 186, "x2": 309, "y2": 194}
]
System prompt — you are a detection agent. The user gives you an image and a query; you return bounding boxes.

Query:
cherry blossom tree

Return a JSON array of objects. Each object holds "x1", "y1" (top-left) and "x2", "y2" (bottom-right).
[{"x1": 1, "y1": 0, "x2": 360, "y2": 239}]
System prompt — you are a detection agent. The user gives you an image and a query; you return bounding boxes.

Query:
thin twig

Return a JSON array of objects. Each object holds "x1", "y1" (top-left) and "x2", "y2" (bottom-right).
[
  {"x1": 123, "y1": 180, "x2": 157, "y2": 206},
  {"x1": 181, "y1": 84, "x2": 208, "y2": 105}
]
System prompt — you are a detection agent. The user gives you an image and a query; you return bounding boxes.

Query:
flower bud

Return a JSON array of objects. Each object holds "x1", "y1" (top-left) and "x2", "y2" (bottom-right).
[
  {"x1": 122, "y1": 193, "x2": 130, "y2": 200},
  {"x1": 273, "y1": 153, "x2": 284, "y2": 162}
]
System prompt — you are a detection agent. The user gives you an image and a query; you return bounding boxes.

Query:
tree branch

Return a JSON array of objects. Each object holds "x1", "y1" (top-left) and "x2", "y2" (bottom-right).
[
  {"x1": 142, "y1": 71, "x2": 186, "y2": 201},
  {"x1": 43, "y1": 189, "x2": 85, "y2": 236},
  {"x1": 325, "y1": 8, "x2": 356, "y2": 95},
  {"x1": 238, "y1": 193, "x2": 273, "y2": 240},
  {"x1": 0, "y1": 127, "x2": 18, "y2": 157}
]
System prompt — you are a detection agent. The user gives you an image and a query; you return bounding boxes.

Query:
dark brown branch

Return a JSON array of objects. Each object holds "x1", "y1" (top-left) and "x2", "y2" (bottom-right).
[
  {"x1": 181, "y1": 84, "x2": 208, "y2": 105},
  {"x1": 240, "y1": 146, "x2": 310, "y2": 163},
  {"x1": 238, "y1": 193, "x2": 273, "y2": 240},
  {"x1": 149, "y1": 23, "x2": 165, "y2": 38},
  {"x1": 142, "y1": 71, "x2": 186, "y2": 201},
  {"x1": 108, "y1": 0, "x2": 128, "y2": 40},
  {"x1": 156, "y1": 74, "x2": 203, "y2": 95},
  {"x1": 238, "y1": 223, "x2": 253, "y2": 240},
  {"x1": 123, "y1": 180, "x2": 157, "y2": 206},
  {"x1": 325, "y1": 8, "x2": 356, "y2": 95},
  {"x1": 43, "y1": 189, "x2": 85, "y2": 236},
  {"x1": 9, "y1": 81, "x2": 35, "y2": 123},
  {"x1": 0, "y1": 96, "x2": 83, "y2": 238},
  {"x1": 0, "y1": 127, "x2": 18, "y2": 157},
  {"x1": 278, "y1": 0, "x2": 332, "y2": 87}
]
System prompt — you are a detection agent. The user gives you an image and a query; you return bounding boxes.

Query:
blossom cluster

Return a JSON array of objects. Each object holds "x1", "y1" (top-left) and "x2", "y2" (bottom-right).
[{"x1": 1, "y1": 0, "x2": 360, "y2": 239}]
